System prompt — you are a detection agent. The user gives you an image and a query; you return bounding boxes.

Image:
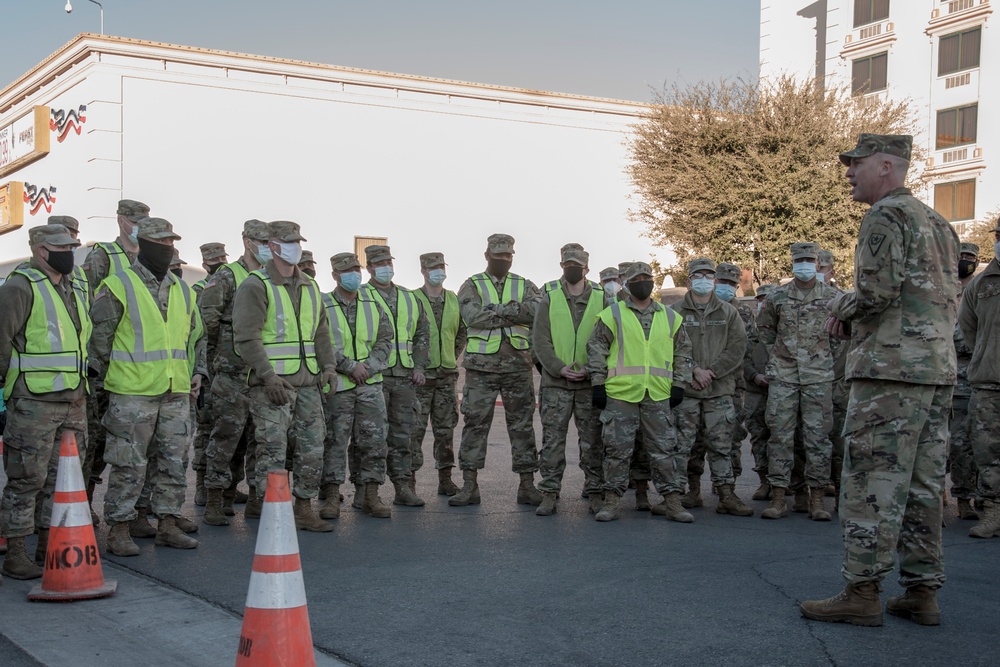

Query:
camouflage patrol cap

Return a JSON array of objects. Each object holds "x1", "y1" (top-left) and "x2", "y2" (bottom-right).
[
  {"x1": 170, "y1": 249, "x2": 187, "y2": 267},
  {"x1": 298, "y1": 250, "x2": 315, "y2": 266},
  {"x1": 625, "y1": 262, "x2": 654, "y2": 282},
  {"x1": 560, "y1": 243, "x2": 589, "y2": 266},
  {"x1": 791, "y1": 242, "x2": 820, "y2": 261},
  {"x1": 331, "y1": 252, "x2": 362, "y2": 272},
  {"x1": 364, "y1": 245, "x2": 394, "y2": 264},
  {"x1": 599, "y1": 267, "x2": 618, "y2": 282},
  {"x1": 487, "y1": 233, "x2": 515, "y2": 255},
  {"x1": 818, "y1": 249, "x2": 835, "y2": 267},
  {"x1": 839, "y1": 134, "x2": 913, "y2": 166},
  {"x1": 755, "y1": 284, "x2": 775, "y2": 299},
  {"x1": 137, "y1": 217, "x2": 181, "y2": 241},
  {"x1": 242, "y1": 219, "x2": 270, "y2": 241},
  {"x1": 687, "y1": 257, "x2": 716, "y2": 276},
  {"x1": 200, "y1": 242, "x2": 227, "y2": 261},
  {"x1": 420, "y1": 252, "x2": 446, "y2": 269},
  {"x1": 117, "y1": 199, "x2": 150, "y2": 219},
  {"x1": 716, "y1": 262, "x2": 741, "y2": 283},
  {"x1": 28, "y1": 223, "x2": 80, "y2": 247},
  {"x1": 268, "y1": 220, "x2": 306, "y2": 242},
  {"x1": 960, "y1": 242, "x2": 980, "y2": 256},
  {"x1": 47, "y1": 215, "x2": 79, "y2": 233}
]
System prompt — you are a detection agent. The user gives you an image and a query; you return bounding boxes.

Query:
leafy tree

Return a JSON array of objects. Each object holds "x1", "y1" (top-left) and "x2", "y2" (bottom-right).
[{"x1": 627, "y1": 76, "x2": 922, "y2": 286}]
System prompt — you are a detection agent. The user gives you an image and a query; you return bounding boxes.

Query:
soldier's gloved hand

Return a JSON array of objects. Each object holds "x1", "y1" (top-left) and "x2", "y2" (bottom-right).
[
  {"x1": 319, "y1": 369, "x2": 339, "y2": 397},
  {"x1": 264, "y1": 374, "x2": 294, "y2": 405},
  {"x1": 592, "y1": 384, "x2": 607, "y2": 409},
  {"x1": 669, "y1": 386, "x2": 685, "y2": 409}
]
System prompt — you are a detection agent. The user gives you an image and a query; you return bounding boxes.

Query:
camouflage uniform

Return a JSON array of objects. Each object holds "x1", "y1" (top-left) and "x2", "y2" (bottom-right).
[
  {"x1": 948, "y1": 265, "x2": 978, "y2": 501},
  {"x1": 744, "y1": 284, "x2": 775, "y2": 477}
]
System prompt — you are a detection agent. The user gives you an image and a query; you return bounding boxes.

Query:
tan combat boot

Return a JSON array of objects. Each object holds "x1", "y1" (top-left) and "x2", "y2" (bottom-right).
[
  {"x1": 155, "y1": 515, "x2": 199, "y2": 549},
  {"x1": 680, "y1": 475, "x2": 703, "y2": 509},
  {"x1": 716, "y1": 484, "x2": 754, "y2": 517},
  {"x1": 194, "y1": 470, "x2": 207, "y2": 506},
  {"x1": 203, "y1": 489, "x2": 230, "y2": 526},
  {"x1": 363, "y1": 482, "x2": 392, "y2": 518},
  {"x1": 438, "y1": 468, "x2": 460, "y2": 496},
  {"x1": 174, "y1": 515, "x2": 200, "y2": 533},
  {"x1": 588, "y1": 492, "x2": 604, "y2": 515},
  {"x1": 129, "y1": 508, "x2": 157, "y2": 538},
  {"x1": 319, "y1": 484, "x2": 341, "y2": 520},
  {"x1": 33, "y1": 528, "x2": 49, "y2": 566},
  {"x1": 221, "y1": 486, "x2": 237, "y2": 517},
  {"x1": 536, "y1": 492, "x2": 558, "y2": 516},
  {"x1": 293, "y1": 497, "x2": 334, "y2": 532},
  {"x1": 517, "y1": 472, "x2": 544, "y2": 506},
  {"x1": 244, "y1": 489, "x2": 263, "y2": 519},
  {"x1": 800, "y1": 581, "x2": 883, "y2": 626},
  {"x1": 595, "y1": 492, "x2": 621, "y2": 522},
  {"x1": 969, "y1": 499, "x2": 1000, "y2": 538},
  {"x1": 808, "y1": 487, "x2": 831, "y2": 521},
  {"x1": 886, "y1": 584, "x2": 941, "y2": 626},
  {"x1": 352, "y1": 483, "x2": 365, "y2": 509},
  {"x1": 634, "y1": 480, "x2": 651, "y2": 511},
  {"x1": 651, "y1": 492, "x2": 694, "y2": 523},
  {"x1": 761, "y1": 487, "x2": 788, "y2": 520},
  {"x1": 752, "y1": 472, "x2": 771, "y2": 501},
  {"x1": 449, "y1": 470, "x2": 481, "y2": 507},
  {"x1": 1, "y1": 536, "x2": 43, "y2": 580},
  {"x1": 107, "y1": 522, "x2": 140, "y2": 557},
  {"x1": 957, "y1": 498, "x2": 979, "y2": 521},
  {"x1": 792, "y1": 489, "x2": 809, "y2": 513},
  {"x1": 393, "y1": 478, "x2": 425, "y2": 507}
]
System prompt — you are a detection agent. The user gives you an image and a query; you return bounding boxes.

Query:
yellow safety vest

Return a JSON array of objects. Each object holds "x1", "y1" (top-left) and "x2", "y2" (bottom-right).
[
  {"x1": 95, "y1": 241, "x2": 131, "y2": 276},
  {"x1": 4, "y1": 268, "x2": 91, "y2": 400},
  {"x1": 599, "y1": 301, "x2": 680, "y2": 403},
  {"x1": 251, "y1": 269, "x2": 321, "y2": 377},
  {"x1": 363, "y1": 284, "x2": 418, "y2": 369},
  {"x1": 414, "y1": 289, "x2": 460, "y2": 370},
  {"x1": 466, "y1": 272, "x2": 530, "y2": 354},
  {"x1": 544, "y1": 280, "x2": 604, "y2": 368},
  {"x1": 224, "y1": 261, "x2": 250, "y2": 286},
  {"x1": 323, "y1": 292, "x2": 383, "y2": 391},
  {"x1": 103, "y1": 269, "x2": 195, "y2": 396}
]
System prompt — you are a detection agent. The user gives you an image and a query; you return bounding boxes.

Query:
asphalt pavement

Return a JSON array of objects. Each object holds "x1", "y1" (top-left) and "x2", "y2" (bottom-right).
[{"x1": 1, "y1": 407, "x2": 998, "y2": 667}]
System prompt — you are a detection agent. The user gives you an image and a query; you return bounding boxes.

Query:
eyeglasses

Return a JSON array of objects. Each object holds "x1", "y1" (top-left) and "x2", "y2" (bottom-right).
[{"x1": 690, "y1": 272, "x2": 714, "y2": 280}]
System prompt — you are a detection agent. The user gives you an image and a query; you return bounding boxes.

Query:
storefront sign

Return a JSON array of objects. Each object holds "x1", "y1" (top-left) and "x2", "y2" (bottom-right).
[
  {"x1": 0, "y1": 181, "x2": 26, "y2": 236},
  {"x1": 0, "y1": 106, "x2": 51, "y2": 178}
]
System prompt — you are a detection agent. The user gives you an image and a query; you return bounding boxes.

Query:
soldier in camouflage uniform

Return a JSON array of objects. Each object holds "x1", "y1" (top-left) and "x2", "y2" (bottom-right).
[
  {"x1": 199, "y1": 222, "x2": 268, "y2": 525},
  {"x1": 322, "y1": 252, "x2": 394, "y2": 519},
  {"x1": 81, "y1": 199, "x2": 148, "y2": 523},
  {"x1": 586, "y1": 262, "x2": 693, "y2": 522},
  {"x1": 819, "y1": 249, "x2": 849, "y2": 503},
  {"x1": 670, "y1": 258, "x2": 752, "y2": 520},
  {"x1": 802, "y1": 134, "x2": 959, "y2": 626},
  {"x1": 297, "y1": 250, "x2": 317, "y2": 278},
  {"x1": 361, "y1": 245, "x2": 429, "y2": 507},
  {"x1": 745, "y1": 283, "x2": 775, "y2": 500},
  {"x1": 532, "y1": 244, "x2": 605, "y2": 516},
  {"x1": 948, "y1": 242, "x2": 981, "y2": 521},
  {"x1": 89, "y1": 218, "x2": 206, "y2": 556},
  {"x1": 756, "y1": 243, "x2": 839, "y2": 522},
  {"x1": 410, "y1": 252, "x2": 467, "y2": 497},
  {"x1": 451, "y1": 234, "x2": 543, "y2": 507},
  {"x1": 959, "y1": 221, "x2": 1000, "y2": 538},
  {"x1": 599, "y1": 266, "x2": 621, "y2": 304},
  {"x1": 233, "y1": 221, "x2": 341, "y2": 533},
  {"x1": 0, "y1": 224, "x2": 89, "y2": 579}
]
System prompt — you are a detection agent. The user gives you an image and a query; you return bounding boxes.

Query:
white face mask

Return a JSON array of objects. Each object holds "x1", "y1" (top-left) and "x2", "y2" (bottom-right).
[
  {"x1": 427, "y1": 269, "x2": 446, "y2": 287},
  {"x1": 275, "y1": 241, "x2": 302, "y2": 265},
  {"x1": 127, "y1": 224, "x2": 138, "y2": 245},
  {"x1": 603, "y1": 281, "x2": 621, "y2": 296}
]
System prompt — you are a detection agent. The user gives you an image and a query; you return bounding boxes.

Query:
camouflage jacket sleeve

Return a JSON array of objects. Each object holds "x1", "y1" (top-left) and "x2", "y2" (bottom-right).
[
  {"x1": 499, "y1": 277, "x2": 541, "y2": 325},
  {"x1": 411, "y1": 295, "x2": 430, "y2": 374},
  {"x1": 458, "y1": 278, "x2": 512, "y2": 329},
  {"x1": 958, "y1": 281, "x2": 979, "y2": 354},
  {"x1": 191, "y1": 308, "x2": 208, "y2": 379},
  {"x1": 0, "y1": 277, "x2": 32, "y2": 380},
  {"x1": 198, "y1": 269, "x2": 233, "y2": 368},
  {"x1": 87, "y1": 284, "x2": 125, "y2": 380},
  {"x1": 82, "y1": 246, "x2": 110, "y2": 301},
  {"x1": 454, "y1": 313, "x2": 468, "y2": 363},
  {"x1": 314, "y1": 303, "x2": 340, "y2": 373},
  {"x1": 365, "y1": 306, "x2": 395, "y2": 375},
  {"x1": 232, "y1": 276, "x2": 275, "y2": 381},
  {"x1": 585, "y1": 319, "x2": 614, "y2": 386},
  {"x1": 707, "y1": 308, "x2": 747, "y2": 379},
  {"x1": 755, "y1": 296, "x2": 777, "y2": 351},
  {"x1": 532, "y1": 293, "x2": 564, "y2": 375},
  {"x1": 831, "y1": 209, "x2": 904, "y2": 321},
  {"x1": 672, "y1": 319, "x2": 694, "y2": 388}
]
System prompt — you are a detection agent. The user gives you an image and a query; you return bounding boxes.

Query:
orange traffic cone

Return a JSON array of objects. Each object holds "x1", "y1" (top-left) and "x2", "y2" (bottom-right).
[
  {"x1": 236, "y1": 470, "x2": 316, "y2": 666},
  {"x1": 28, "y1": 432, "x2": 117, "y2": 601},
  {"x1": 0, "y1": 436, "x2": 6, "y2": 555}
]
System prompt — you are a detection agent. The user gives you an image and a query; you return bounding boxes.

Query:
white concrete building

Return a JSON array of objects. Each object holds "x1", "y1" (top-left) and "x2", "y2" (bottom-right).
[
  {"x1": 0, "y1": 33, "x2": 656, "y2": 289},
  {"x1": 760, "y1": 0, "x2": 996, "y2": 235}
]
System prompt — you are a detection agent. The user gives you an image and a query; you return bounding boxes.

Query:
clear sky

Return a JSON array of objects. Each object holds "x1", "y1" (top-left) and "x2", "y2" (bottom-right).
[{"x1": 3, "y1": 1, "x2": 760, "y2": 102}]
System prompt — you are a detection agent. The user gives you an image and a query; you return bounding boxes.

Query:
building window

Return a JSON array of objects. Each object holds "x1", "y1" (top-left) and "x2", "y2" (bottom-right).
[
  {"x1": 936, "y1": 104, "x2": 978, "y2": 149},
  {"x1": 934, "y1": 179, "x2": 976, "y2": 221},
  {"x1": 938, "y1": 27, "x2": 981, "y2": 76},
  {"x1": 854, "y1": 0, "x2": 890, "y2": 28},
  {"x1": 852, "y1": 52, "x2": 888, "y2": 95},
  {"x1": 354, "y1": 235, "x2": 388, "y2": 261}
]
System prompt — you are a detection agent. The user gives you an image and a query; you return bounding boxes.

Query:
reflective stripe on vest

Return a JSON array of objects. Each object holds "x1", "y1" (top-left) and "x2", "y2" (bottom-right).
[
  {"x1": 253, "y1": 270, "x2": 321, "y2": 377},
  {"x1": 324, "y1": 292, "x2": 383, "y2": 391},
  {"x1": 364, "y1": 284, "x2": 418, "y2": 369},
  {"x1": 225, "y1": 261, "x2": 250, "y2": 286},
  {"x1": 3, "y1": 268, "x2": 91, "y2": 400},
  {"x1": 72, "y1": 266, "x2": 90, "y2": 301},
  {"x1": 95, "y1": 241, "x2": 130, "y2": 276},
  {"x1": 547, "y1": 281, "x2": 604, "y2": 368},
  {"x1": 414, "y1": 289, "x2": 460, "y2": 370},
  {"x1": 599, "y1": 302, "x2": 680, "y2": 403},
  {"x1": 103, "y1": 269, "x2": 194, "y2": 396},
  {"x1": 465, "y1": 273, "x2": 530, "y2": 354}
]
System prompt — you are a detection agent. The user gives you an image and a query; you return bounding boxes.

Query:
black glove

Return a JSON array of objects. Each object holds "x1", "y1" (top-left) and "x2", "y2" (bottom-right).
[
  {"x1": 534, "y1": 362, "x2": 543, "y2": 374},
  {"x1": 592, "y1": 384, "x2": 608, "y2": 409},
  {"x1": 197, "y1": 385, "x2": 206, "y2": 410},
  {"x1": 669, "y1": 386, "x2": 685, "y2": 409}
]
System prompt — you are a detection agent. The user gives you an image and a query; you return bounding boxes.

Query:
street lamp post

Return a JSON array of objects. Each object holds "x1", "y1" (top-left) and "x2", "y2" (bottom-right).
[{"x1": 64, "y1": 0, "x2": 104, "y2": 35}]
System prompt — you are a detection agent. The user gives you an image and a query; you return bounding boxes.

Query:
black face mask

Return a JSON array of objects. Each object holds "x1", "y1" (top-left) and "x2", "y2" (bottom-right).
[
  {"x1": 563, "y1": 266, "x2": 585, "y2": 284},
  {"x1": 629, "y1": 280, "x2": 655, "y2": 301},
  {"x1": 138, "y1": 238, "x2": 175, "y2": 281},
  {"x1": 170, "y1": 268, "x2": 184, "y2": 279},
  {"x1": 302, "y1": 268, "x2": 317, "y2": 278},
  {"x1": 958, "y1": 259, "x2": 978, "y2": 279},
  {"x1": 487, "y1": 257, "x2": 512, "y2": 279},
  {"x1": 207, "y1": 263, "x2": 223, "y2": 275},
  {"x1": 45, "y1": 250, "x2": 75, "y2": 276}
]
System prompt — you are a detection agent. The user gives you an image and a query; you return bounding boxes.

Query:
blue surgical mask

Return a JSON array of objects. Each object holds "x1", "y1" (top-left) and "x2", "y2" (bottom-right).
[
  {"x1": 792, "y1": 263, "x2": 817, "y2": 282},
  {"x1": 255, "y1": 243, "x2": 272, "y2": 264},
  {"x1": 816, "y1": 272, "x2": 826, "y2": 283},
  {"x1": 373, "y1": 266, "x2": 394, "y2": 284},
  {"x1": 427, "y1": 269, "x2": 446, "y2": 287},
  {"x1": 339, "y1": 271, "x2": 362, "y2": 292},
  {"x1": 127, "y1": 224, "x2": 138, "y2": 245},
  {"x1": 714, "y1": 284, "x2": 736, "y2": 302},
  {"x1": 690, "y1": 277, "x2": 715, "y2": 296}
]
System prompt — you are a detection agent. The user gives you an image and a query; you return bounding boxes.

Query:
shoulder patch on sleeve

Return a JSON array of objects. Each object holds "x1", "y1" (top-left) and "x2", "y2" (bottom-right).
[{"x1": 867, "y1": 233, "x2": 886, "y2": 257}]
